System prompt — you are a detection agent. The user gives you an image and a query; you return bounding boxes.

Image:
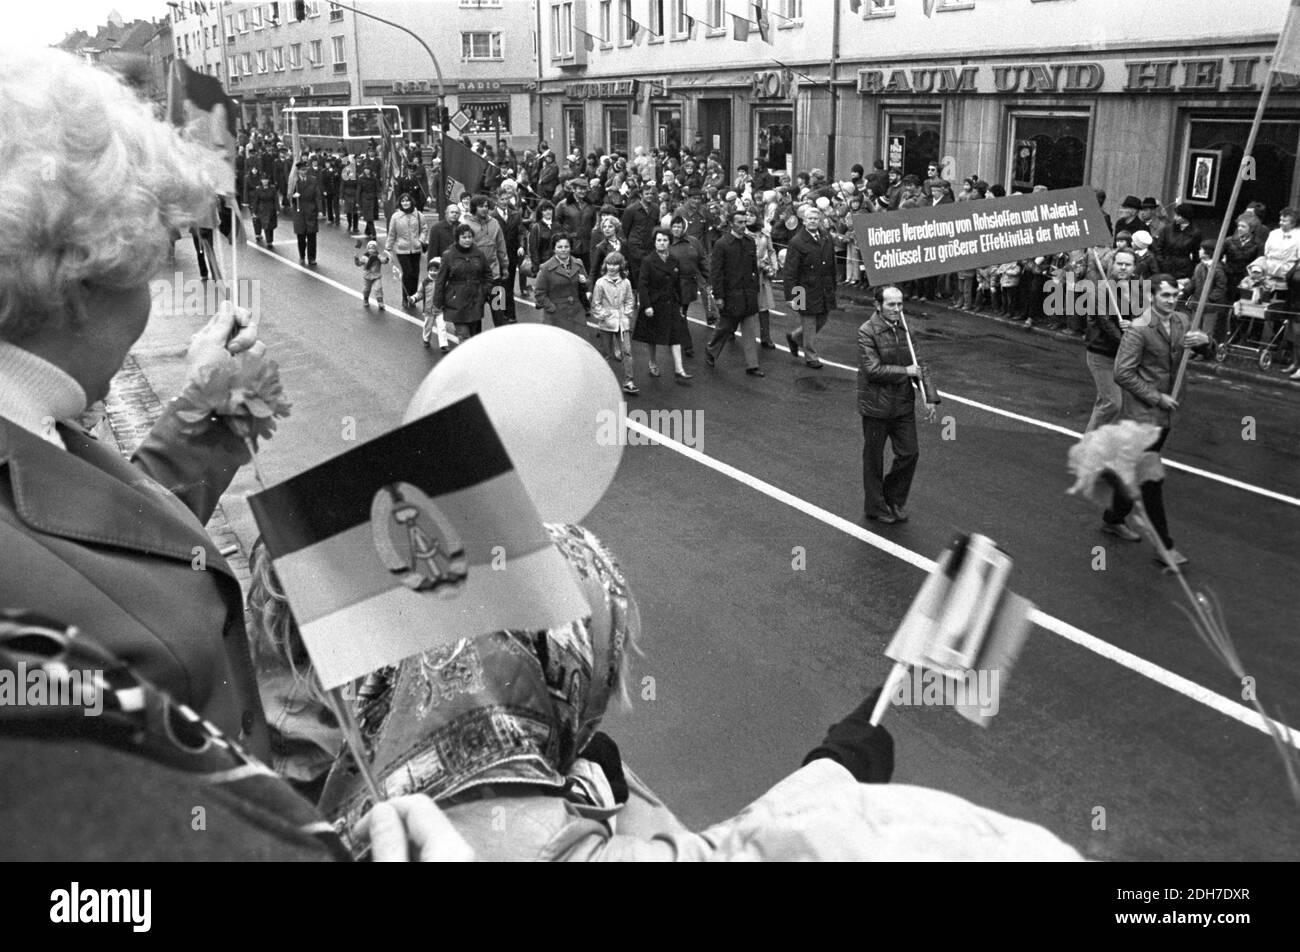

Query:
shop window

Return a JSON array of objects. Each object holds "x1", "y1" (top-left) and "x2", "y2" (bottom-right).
[
  {"x1": 756, "y1": 108, "x2": 792, "y2": 175},
  {"x1": 1008, "y1": 112, "x2": 1088, "y2": 193},
  {"x1": 654, "y1": 107, "x2": 681, "y2": 153},
  {"x1": 605, "y1": 105, "x2": 630, "y2": 156},
  {"x1": 565, "y1": 105, "x2": 585, "y2": 156},
  {"x1": 461, "y1": 102, "x2": 512, "y2": 137},
  {"x1": 883, "y1": 109, "x2": 941, "y2": 181},
  {"x1": 1184, "y1": 117, "x2": 1300, "y2": 224}
]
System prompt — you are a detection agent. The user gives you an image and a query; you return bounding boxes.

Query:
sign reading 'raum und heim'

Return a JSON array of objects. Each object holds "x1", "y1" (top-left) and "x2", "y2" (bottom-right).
[{"x1": 856, "y1": 186, "x2": 1110, "y2": 285}]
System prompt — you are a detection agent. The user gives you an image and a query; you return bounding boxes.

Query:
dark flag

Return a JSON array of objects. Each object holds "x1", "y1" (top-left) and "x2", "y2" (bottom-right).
[
  {"x1": 440, "y1": 133, "x2": 490, "y2": 203},
  {"x1": 167, "y1": 60, "x2": 237, "y2": 195}
]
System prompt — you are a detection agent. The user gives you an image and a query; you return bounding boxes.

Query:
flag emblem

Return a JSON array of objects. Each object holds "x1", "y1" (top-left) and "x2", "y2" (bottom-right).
[{"x1": 372, "y1": 483, "x2": 469, "y2": 596}]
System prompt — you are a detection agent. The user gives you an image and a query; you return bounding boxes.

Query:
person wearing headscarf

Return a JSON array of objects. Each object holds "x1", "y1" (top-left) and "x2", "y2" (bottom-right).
[{"x1": 251, "y1": 522, "x2": 1081, "y2": 862}]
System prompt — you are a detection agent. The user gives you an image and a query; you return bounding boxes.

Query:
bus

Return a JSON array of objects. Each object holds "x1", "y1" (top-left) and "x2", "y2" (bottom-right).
[{"x1": 282, "y1": 105, "x2": 403, "y2": 155}]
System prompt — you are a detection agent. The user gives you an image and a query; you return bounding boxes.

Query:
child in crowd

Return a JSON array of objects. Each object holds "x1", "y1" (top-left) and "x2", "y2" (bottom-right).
[
  {"x1": 590, "y1": 251, "x2": 639, "y2": 395},
  {"x1": 410, "y1": 256, "x2": 458, "y2": 353},
  {"x1": 996, "y1": 260, "x2": 1023, "y2": 316},
  {"x1": 355, "y1": 240, "x2": 390, "y2": 311}
]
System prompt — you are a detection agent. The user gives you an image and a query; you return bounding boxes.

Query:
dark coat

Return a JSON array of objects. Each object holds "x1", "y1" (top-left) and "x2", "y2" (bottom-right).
[
  {"x1": 558, "y1": 198, "x2": 598, "y2": 258},
  {"x1": 427, "y1": 219, "x2": 459, "y2": 258},
  {"x1": 590, "y1": 236, "x2": 627, "y2": 279},
  {"x1": 251, "y1": 183, "x2": 279, "y2": 229},
  {"x1": 537, "y1": 161, "x2": 559, "y2": 201},
  {"x1": 434, "y1": 244, "x2": 491, "y2": 325},
  {"x1": 621, "y1": 201, "x2": 656, "y2": 264},
  {"x1": 356, "y1": 174, "x2": 380, "y2": 221},
  {"x1": 1153, "y1": 222, "x2": 1202, "y2": 280},
  {"x1": 494, "y1": 207, "x2": 524, "y2": 265},
  {"x1": 0, "y1": 412, "x2": 269, "y2": 759},
  {"x1": 633, "y1": 252, "x2": 687, "y2": 345},
  {"x1": 527, "y1": 220, "x2": 556, "y2": 267},
  {"x1": 783, "y1": 227, "x2": 839, "y2": 315},
  {"x1": 857, "y1": 311, "x2": 917, "y2": 419},
  {"x1": 1223, "y1": 233, "x2": 1263, "y2": 285},
  {"x1": 292, "y1": 172, "x2": 321, "y2": 235},
  {"x1": 668, "y1": 234, "x2": 708, "y2": 304},
  {"x1": 709, "y1": 231, "x2": 760, "y2": 319}
]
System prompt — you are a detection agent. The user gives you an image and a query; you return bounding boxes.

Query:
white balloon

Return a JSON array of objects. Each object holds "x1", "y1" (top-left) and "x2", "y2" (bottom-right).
[
  {"x1": 404, "y1": 325, "x2": 624, "y2": 523},
  {"x1": 816, "y1": 196, "x2": 831, "y2": 211}
]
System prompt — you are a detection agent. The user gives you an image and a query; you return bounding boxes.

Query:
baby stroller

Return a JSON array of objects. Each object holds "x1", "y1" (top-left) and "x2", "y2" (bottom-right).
[{"x1": 1219, "y1": 265, "x2": 1297, "y2": 370}]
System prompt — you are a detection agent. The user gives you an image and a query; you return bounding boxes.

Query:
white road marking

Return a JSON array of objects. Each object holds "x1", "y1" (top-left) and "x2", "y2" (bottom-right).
[
  {"x1": 241, "y1": 240, "x2": 1300, "y2": 749},
  {"x1": 619, "y1": 414, "x2": 1300, "y2": 751}
]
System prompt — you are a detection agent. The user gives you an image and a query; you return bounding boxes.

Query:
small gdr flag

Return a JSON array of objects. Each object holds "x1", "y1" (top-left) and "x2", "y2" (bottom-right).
[{"x1": 248, "y1": 395, "x2": 589, "y2": 688}]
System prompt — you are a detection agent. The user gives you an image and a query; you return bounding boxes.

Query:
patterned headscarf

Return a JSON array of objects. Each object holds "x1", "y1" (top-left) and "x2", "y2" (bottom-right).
[{"x1": 318, "y1": 523, "x2": 637, "y2": 839}]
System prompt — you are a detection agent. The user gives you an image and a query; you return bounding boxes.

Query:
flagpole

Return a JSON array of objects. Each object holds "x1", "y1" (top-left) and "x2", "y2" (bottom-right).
[{"x1": 1173, "y1": 44, "x2": 1282, "y2": 401}]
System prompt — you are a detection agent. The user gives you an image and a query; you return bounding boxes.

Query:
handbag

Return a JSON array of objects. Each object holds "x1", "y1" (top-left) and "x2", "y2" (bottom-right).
[{"x1": 520, "y1": 256, "x2": 534, "y2": 278}]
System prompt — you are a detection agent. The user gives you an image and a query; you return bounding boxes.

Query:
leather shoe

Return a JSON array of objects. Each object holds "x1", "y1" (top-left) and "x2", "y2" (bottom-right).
[
  {"x1": 705, "y1": 352, "x2": 716, "y2": 367},
  {"x1": 865, "y1": 511, "x2": 901, "y2": 525},
  {"x1": 786, "y1": 332, "x2": 800, "y2": 358},
  {"x1": 746, "y1": 367, "x2": 765, "y2": 377},
  {"x1": 890, "y1": 505, "x2": 909, "y2": 523},
  {"x1": 760, "y1": 339, "x2": 777, "y2": 350}
]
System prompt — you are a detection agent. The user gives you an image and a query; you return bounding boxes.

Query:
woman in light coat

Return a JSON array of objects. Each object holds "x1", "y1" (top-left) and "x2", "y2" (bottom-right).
[{"x1": 385, "y1": 192, "x2": 427, "y2": 305}]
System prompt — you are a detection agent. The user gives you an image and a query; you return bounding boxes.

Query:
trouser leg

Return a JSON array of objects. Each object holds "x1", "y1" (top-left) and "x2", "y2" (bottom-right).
[
  {"x1": 861, "y1": 415, "x2": 890, "y2": 517},
  {"x1": 883, "y1": 412, "x2": 920, "y2": 510},
  {"x1": 758, "y1": 309, "x2": 773, "y2": 344},
  {"x1": 1084, "y1": 349, "x2": 1123, "y2": 432},
  {"x1": 706, "y1": 313, "x2": 742, "y2": 359},
  {"x1": 738, "y1": 314, "x2": 760, "y2": 368}
]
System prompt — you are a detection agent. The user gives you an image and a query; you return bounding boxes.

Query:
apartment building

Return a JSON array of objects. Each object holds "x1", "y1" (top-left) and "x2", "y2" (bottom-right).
[{"x1": 541, "y1": 0, "x2": 1300, "y2": 227}]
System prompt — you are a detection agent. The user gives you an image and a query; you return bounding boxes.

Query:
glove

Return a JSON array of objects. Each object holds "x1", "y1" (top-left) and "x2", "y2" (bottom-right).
[{"x1": 802, "y1": 686, "x2": 894, "y2": 783}]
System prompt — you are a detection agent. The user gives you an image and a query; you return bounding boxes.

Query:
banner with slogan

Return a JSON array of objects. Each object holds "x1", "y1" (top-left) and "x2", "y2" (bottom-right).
[{"x1": 855, "y1": 186, "x2": 1110, "y2": 285}]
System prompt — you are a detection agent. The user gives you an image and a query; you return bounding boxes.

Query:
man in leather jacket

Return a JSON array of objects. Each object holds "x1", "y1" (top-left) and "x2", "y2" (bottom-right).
[{"x1": 857, "y1": 285, "x2": 923, "y2": 525}]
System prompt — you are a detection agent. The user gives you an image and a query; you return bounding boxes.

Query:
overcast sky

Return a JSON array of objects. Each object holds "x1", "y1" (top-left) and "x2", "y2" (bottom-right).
[{"x1": 6, "y1": 1, "x2": 169, "y2": 50}]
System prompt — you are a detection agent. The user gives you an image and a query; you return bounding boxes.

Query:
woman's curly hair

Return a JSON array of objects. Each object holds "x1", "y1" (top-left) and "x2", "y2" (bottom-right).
[{"x1": 0, "y1": 49, "x2": 225, "y2": 342}]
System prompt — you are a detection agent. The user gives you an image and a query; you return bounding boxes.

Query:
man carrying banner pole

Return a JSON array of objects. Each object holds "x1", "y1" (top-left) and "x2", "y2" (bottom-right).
[{"x1": 858, "y1": 286, "x2": 926, "y2": 525}]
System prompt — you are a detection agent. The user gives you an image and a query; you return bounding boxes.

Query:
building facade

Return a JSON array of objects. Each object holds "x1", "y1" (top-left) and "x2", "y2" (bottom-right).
[
  {"x1": 196, "y1": 1, "x2": 537, "y2": 146},
  {"x1": 541, "y1": 0, "x2": 1300, "y2": 228}
]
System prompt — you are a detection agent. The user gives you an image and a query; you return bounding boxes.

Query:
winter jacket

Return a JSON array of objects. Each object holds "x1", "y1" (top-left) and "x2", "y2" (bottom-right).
[
  {"x1": 385, "y1": 208, "x2": 427, "y2": 256},
  {"x1": 857, "y1": 310, "x2": 917, "y2": 419},
  {"x1": 250, "y1": 183, "x2": 279, "y2": 229},
  {"x1": 466, "y1": 215, "x2": 508, "y2": 280},
  {"x1": 783, "y1": 227, "x2": 839, "y2": 315},
  {"x1": 1114, "y1": 310, "x2": 1213, "y2": 427},
  {"x1": 668, "y1": 234, "x2": 708, "y2": 304},
  {"x1": 557, "y1": 198, "x2": 598, "y2": 258},
  {"x1": 533, "y1": 255, "x2": 588, "y2": 314},
  {"x1": 1152, "y1": 222, "x2": 1202, "y2": 280},
  {"x1": 291, "y1": 173, "x2": 321, "y2": 235},
  {"x1": 527, "y1": 220, "x2": 556, "y2": 269},
  {"x1": 433, "y1": 244, "x2": 491, "y2": 326},
  {"x1": 709, "y1": 231, "x2": 760, "y2": 319},
  {"x1": 591, "y1": 274, "x2": 634, "y2": 333},
  {"x1": 356, "y1": 174, "x2": 379, "y2": 221},
  {"x1": 620, "y1": 200, "x2": 656, "y2": 263}
]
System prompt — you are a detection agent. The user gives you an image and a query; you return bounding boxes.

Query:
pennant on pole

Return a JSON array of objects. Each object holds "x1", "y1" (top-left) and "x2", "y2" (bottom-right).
[
  {"x1": 1275, "y1": 0, "x2": 1300, "y2": 78},
  {"x1": 685, "y1": 0, "x2": 719, "y2": 27},
  {"x1": 849, "y1": 0, "x2": 862, "y2": 12},
  {"x1": 754, "y1": 2, "x2": 772, "y2": 43},
  {"x1": 730, "y1": 12, "x2": 750, "y2": 40},
  {"x1": 923, "y1": 0, "x2": 937, "y2": 17},
  {"x1": 167, "y1": 59, "x2": 237, "y2": 195}
]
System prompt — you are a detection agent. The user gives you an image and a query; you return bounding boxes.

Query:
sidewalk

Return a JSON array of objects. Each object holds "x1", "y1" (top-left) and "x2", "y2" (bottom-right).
[{"x1": 830, "y1": 280, "x2": 1299, "y2": 390}]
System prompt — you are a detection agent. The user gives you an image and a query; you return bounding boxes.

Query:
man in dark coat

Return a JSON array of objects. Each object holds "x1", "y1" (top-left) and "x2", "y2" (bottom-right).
[
  {"x1": 536, "y1": 152, "x2": 560, "y2": 202},
  {"x1": 251, "y1": 172, "x2": 279, "y2": 247},
  {"x1": 319, "y1": 156, "x2": 340, "y2": 225},
  {"x1": 1114, "y1": 195, "x2": 1143, "y2": 238},
  {"x1": 357, "y1": 166, "x2": 380, "y2": 241},
  {"x1": 292, "y1": 162, "x2": 321, "y2": 265},
  {"x1": 782, "y1": 206, "x2": 840, "y2": 369},
  {"x1": 857, "y1": 285, "x2": 923, "y2": 524},
  {"x1": 1152, "y1": 203, "x2": 1202, "y2": 281},
  {"x1": 620, "y1": 187, "x2": 655, "y2": 289},
  {"x1": 557, "y1": 180, "x2": 597, "y2": 264},
  {"x1": 492, "y1": 193, "x2": 524, "y2": 324},
  {"x1": 274, "y1": 147, "x2": 293, "y2": 208},
  {"x1": 706, "y1": 208, "x2": 764, "y2": 376}
]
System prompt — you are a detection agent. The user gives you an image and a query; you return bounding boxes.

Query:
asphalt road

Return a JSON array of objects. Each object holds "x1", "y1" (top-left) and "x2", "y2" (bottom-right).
[{"x1": 140, "y1": 218, "x2": 1300, "y2": 860}]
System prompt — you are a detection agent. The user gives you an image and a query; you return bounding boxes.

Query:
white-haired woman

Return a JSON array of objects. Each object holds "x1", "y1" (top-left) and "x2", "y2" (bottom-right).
[
  {"x1": 0, "y1": 50, "x2": 466, "y2": 863},
  {"x1": 0, "y1": 48, "x2": 270, "y2": 757}
]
